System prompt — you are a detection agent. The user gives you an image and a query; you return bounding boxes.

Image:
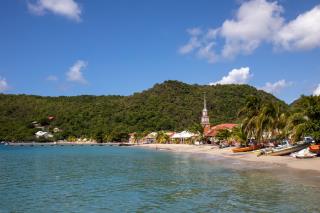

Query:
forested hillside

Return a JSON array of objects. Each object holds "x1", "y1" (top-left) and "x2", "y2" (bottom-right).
[{"x1": 0, "y1": 80, "x2": 288, "y2": 141}]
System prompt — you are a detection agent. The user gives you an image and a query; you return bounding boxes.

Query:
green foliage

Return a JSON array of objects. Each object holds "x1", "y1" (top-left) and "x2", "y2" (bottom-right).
[
  {"x1": 215, "y1": 129, "x2": 232, "y2": 141},
  {"x1": 156, "y1": 131, "x2": 170, "y2": 144},
  {"x1": 0, "y1": 81, "x2": 287, "y2": 142},
  {"x1": 239, "y1": 96, "x2": 288, "y2": 142},
  {"x1": 288, "y1": 95, "x2": 320, "y2": 142},
  {"x1": 238, "y1": 94, "x2": 320, "y2": 143},
  {"x1": 231, "y1": 125, "x2": 247, "y2": 146}
]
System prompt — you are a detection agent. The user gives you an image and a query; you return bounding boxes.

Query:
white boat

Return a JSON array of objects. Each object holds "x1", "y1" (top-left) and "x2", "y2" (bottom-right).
[{"x1": 291, "y1": 148, "x2": 317, "y2": 159}]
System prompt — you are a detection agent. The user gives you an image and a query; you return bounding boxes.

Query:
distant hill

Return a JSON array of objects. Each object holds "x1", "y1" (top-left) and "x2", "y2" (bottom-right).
[{"x1": 0, "y1": 80, "x2": 288, "y2": 141}]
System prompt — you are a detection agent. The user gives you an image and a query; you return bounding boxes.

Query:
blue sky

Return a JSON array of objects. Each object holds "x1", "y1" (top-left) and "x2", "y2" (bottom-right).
[{"x1": 0, "y1": 0, "x2": 320, "y2": 103}]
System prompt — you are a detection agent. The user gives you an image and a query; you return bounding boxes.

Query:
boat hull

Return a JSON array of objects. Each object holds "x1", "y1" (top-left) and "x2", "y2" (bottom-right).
[
  {"x1": 309, "y1": 145, "x2": 320, "y2": 154},
  {"x1": 232, "y1": 145, "x2": 261, "y2": 153},
  {"x1": 267, "y1": 143, "x2": 309, "y2": 156}
]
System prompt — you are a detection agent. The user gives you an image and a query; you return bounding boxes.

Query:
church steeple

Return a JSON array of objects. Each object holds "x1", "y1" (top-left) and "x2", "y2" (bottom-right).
[{"x1": 201, "y1": 93, "x2": 210, "y2": 127}]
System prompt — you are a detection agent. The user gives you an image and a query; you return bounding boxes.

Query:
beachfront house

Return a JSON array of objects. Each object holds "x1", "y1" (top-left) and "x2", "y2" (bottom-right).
[
  {"x1": 171, "y1": 131, "x2": 198, "y2": 144},
  {"x1": 35, "y1": 131, "x2": 53, "y2": 139},
  {"x1": 204, "y1": 123, "x2": 238, "y2": 143},
  {"x1": 144, "y1": 132, "x2": 157, "y2": 143}
]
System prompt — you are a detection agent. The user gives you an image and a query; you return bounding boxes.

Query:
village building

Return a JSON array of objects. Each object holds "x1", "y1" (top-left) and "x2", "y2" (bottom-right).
[
  {"x1": 128, "y1": 133, "x2": 136, "y2": 144},
  {"x1": 144, "y1": 132, "x2": 157, "y2": 143},
  {"x1": 53, "y1": 127, "x2": 61, "y2": 133},
  {"x1": 35, "y1": 131, "x2": 53, "y2": 139},
  {"x1": 171, "y1": 131, "x2": 198, "y2": 144},
  {"x1": 201, "y1": 93, "x2": 237, "y2": 143}
]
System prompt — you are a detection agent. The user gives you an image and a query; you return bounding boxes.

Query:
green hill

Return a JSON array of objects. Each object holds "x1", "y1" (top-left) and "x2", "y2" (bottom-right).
[{"x1": 0, "y1": 80, "x2": 288, "y2": 142}]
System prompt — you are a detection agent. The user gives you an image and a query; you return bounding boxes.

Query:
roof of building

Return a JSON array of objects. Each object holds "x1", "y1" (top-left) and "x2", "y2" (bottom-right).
[
  {"x1": 205, "y1": 123, "x2": 238, "y2": 137},
  {"x1": 171, "y1": 131, "x2": 196, "y2": 139}
]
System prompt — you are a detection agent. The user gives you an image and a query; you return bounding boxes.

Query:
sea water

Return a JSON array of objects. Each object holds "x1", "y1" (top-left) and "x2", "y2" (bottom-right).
[{"x1": 1, "y1": 145, "x2": 320, "y2": 213}]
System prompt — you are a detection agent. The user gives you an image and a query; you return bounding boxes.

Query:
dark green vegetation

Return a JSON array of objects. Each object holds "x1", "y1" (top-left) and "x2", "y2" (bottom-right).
[
  {"x1": 235, "y1": 95, "x2": 320, "y2": 144},
  {"x1": 0, "y1": 80, "x2": 289, "y2": 142},
  {"x1": 288, "y1": 95, "x2": 320, "y2": 142}
]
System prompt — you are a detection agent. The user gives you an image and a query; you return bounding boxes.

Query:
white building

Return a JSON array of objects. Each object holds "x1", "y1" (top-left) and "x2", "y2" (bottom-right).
[{"x1": 35, "y1": 131, "x2": 53, "y2": 139}]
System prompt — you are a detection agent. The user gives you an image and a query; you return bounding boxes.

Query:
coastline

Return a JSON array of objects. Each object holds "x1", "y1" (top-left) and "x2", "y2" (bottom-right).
[
  {"x1": 136, "y1": 144, "x2": 320, "y2": 173},
  {"x1": 4, "y1": 142, "x2": 120, "y2": 146},
  {"x1": 4, "y1": 142, "x2": 320, "y2": 173}
]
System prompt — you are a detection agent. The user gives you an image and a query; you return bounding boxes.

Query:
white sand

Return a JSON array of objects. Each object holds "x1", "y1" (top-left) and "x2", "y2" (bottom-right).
[{"x1": 137, "y1": 144, "x2": 320, "y2": 172}]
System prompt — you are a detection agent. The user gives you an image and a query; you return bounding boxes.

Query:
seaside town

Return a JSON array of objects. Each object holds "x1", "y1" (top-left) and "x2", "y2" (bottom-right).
[
  {"x1": 3, "y1": 93, "x2": 319, "y2": 162},
  {"x1": 2, "y1": 0, "x2": 320, "y2": 212},
  {"x1": 125, "y1": 95, "x2": 319, "y2": 159}
]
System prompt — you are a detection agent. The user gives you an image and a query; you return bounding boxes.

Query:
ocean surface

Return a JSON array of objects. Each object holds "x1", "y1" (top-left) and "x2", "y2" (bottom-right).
[{"x1": 1, "y1": 145, "x2": 320, "y2": 213}]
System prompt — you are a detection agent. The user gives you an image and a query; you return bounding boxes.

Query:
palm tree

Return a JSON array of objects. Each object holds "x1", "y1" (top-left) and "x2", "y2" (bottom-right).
[
  {"x1": 156, "y1": 131, "x2": 169, "y2": 144},
  {"x1": 285, "y1": 95, "x2": 320, "y2": 143},
  {"x1": 285, "y1": 112, "x2": 308, "y2": 142},
  {"x1": 239, "y1": 97, "x2": 288, "y2": 144},
  {"x1": 231, "y1": 125, "x2": 247, "y2": 146},
  {"x1": 238, "y1": 96, "x2": 262, "y2": 140},
  {"x1": 256, "y1": 103, "x2": 287, "y2": 142}
]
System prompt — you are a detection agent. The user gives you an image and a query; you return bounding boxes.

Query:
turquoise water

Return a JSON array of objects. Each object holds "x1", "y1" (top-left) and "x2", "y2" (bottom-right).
[{"x1": 1, "y1": 145, "x2": 320, "y2": 213}]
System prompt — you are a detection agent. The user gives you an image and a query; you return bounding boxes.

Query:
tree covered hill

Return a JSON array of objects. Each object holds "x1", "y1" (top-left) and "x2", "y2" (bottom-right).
[{"x1": 0, "y1": 80, "x2": 288, "y2": 141}]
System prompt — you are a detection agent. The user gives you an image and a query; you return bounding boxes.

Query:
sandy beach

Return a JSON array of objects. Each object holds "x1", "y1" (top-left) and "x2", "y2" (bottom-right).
[{"x1": 137, "y1": 144, "x2": 320, "y2": 173}]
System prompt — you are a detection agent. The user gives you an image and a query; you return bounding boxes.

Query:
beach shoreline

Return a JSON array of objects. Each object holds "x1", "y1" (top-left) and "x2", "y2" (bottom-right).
[
  {"x1": 4, "y1": 142, "x2": 320, "y2": 173},
  {"x1": 136, "y1": 143, "x2": 320, "y2": 173},
  {"x1": 3, "y1": 141, "x2": 119, "y2": 146}
]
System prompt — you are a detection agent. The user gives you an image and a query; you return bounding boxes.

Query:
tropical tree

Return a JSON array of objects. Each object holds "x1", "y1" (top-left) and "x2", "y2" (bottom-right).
[
  {"x1": 238, "y1": 96, "x2": 262, "y2": 140},
  {"x1": 286, "y1": 96, "x2": 320, "y2": 142},
  {"x1": 231, "y1": 125, "x2": 247, "y2": 146},
  {"x1": 156, "y1": 131, "x2": 169, "y2": 144},
  {"x1": 215, "y1": 129, "x2": 232, "y2": 141},
  {"x1": 285, "y1": 112, "x2": 308, "y2": 142},
  {"x1": 239, "y1": 96, "x2": 288, "y2": 143},
  {"x1": 256, "y1": 103, "x2": 287, "y2": 141}
]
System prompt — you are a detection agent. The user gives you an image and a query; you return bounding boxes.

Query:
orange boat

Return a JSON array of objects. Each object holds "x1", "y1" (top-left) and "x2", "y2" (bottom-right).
[
  {"x1": 232, "y1": 145, "x2": 261, "y2": 153},
  {"x1": 309, "y1": 145, "x2": 320, "y2": 154}
]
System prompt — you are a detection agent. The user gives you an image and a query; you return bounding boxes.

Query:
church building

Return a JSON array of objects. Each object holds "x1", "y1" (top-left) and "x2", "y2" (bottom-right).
[{"x1": 201, "y1": 93, "x2": 237, "y2": 141}]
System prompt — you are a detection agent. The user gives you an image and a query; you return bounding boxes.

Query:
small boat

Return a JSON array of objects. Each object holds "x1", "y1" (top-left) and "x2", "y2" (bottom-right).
[
  {"x1": 309, "y1": 145, "x2": 320, "y2": 154},
  {"x1": 119, "y1": 143, "x2": 133, "y2": 146},
  {"x1": 291, "y1": 148, "x2": 317, "y2": 159},
  {"x1": 232, "y1": 145, "x2": 261, "y2": 153},
  {"x1": 264, "y1": 143, "x2": 309, "y2": 156}
]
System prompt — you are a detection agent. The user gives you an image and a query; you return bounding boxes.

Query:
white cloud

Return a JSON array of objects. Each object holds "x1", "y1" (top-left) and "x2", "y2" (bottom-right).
[
  {"x1": 179, "y1": 0, "x2": 320, "y2": 63},
  {"x1": 46, "y1": 75, "x2": 58, "y2": 81},
  {"x1": 209, "y1": 67, "x2": 251, "y2": 85},
  {"x1": 179, "y1": 28, "x2": 219, "y2": 63},
  {"x1": 196, "y1": 42, "x2": 217, "y2": 63},
  {"x1": 179, "y1": 37, "x2": 200, "y2": 54},
  {"x1": 313, "y1": 84, "x2": 320, "y2": 96},
  {"x1": 220, "y1": 0, "x2": 283, "y2": 58},
  {"x1": 28, "y1": 0, "x2": 82, "y2": 22},
  {"x1": 66, "y1": 60, "x2": 88, "y2": 84},
  {"x1": 178, "y1": 28, "x2": 202, "y2": 54},
  {"x1": 0, "y1": 76, "x2": 9, "y2": 92},
  {"x1": 187, "y1": 28, "x2": 202, "y2": 36},
  {"x1": 274, "y1": 5, "x2": 320, "y2": 50},
  {"x1": 261, "y1": 79, "x2": 291, "y2": 94}
]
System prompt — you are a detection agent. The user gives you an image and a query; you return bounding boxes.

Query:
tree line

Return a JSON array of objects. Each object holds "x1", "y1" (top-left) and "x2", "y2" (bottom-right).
[{"x1": 0, "y1": 80, "x2": 290, "y2": 142}]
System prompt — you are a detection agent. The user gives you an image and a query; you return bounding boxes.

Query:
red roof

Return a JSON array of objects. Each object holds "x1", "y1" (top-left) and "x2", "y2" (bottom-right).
[{"x1": 205, "y1": 123, "x2": 238, "y2": 137}]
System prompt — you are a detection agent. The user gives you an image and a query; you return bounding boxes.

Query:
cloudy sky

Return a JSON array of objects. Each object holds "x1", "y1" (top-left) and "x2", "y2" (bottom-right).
[{"x1": 1, "y1": 0, "x2": 320, "y2": 103}]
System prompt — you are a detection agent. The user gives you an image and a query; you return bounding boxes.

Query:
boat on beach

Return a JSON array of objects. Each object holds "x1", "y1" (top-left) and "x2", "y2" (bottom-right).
[
  {"x1": 232, "y1": 144, "x2": 261, "y2": 153},
  {"x1": 261, "y1": 142, "x2": 310, "y2": 156},
  {"x1": 291, "y1": 148, "x2": 317, "y2": 159},
  {"x1": 309, "y1": 145, "x2": 320, "y2": 154}
]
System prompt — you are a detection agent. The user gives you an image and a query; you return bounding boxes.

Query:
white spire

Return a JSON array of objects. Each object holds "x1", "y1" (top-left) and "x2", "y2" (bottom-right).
[
  {"x1": 201, "y1": 92, "x2": 210, "y2": 126},
  {"x1": 203, "y1": 92, "x2": 207, "y2": 110}
]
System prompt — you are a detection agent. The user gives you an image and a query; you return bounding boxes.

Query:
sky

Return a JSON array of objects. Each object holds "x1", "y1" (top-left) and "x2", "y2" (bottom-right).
[{"x1": 1, "y1": 0, "x2": 320, "y2": 103}]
